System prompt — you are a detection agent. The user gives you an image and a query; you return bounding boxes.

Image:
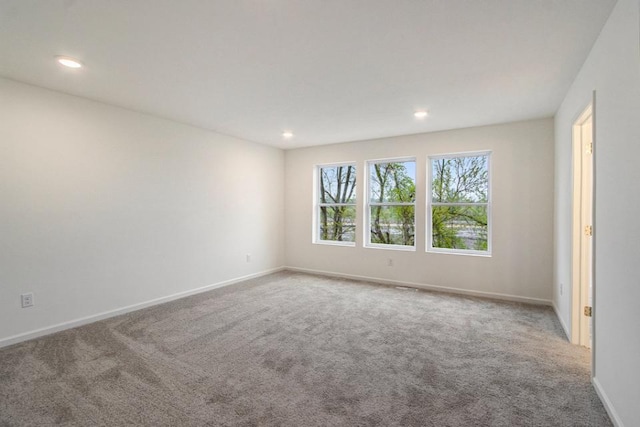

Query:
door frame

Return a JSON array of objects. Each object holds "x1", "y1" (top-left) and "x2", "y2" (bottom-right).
[{"x1": 571, "y1": 95, "x2": 596, "y2": 371}]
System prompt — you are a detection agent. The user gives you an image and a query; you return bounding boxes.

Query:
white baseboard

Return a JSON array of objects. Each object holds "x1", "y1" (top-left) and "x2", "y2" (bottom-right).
[
  {"x1": 0, "y1": 266, "x2": 553, "y2": 348},
  {"x1": 0, "y1": 267, "x2": 285, "y2": 349},
  {"x1": 593, "y1": 377, "x2": 624, "y2": 427},
  {"x1": 284, "y1": 266, "x2": 552, "y2": 306},
  {"x1": 552, "y1": 301, "x2": 571, "y2": 340}
]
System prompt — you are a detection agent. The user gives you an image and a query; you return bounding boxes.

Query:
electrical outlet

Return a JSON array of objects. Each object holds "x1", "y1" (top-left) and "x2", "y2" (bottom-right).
[
  {"x1": 21, "y1": 293, "x2": 34, "y2": 308},
  {"x1": 387, "y1": 258, "x2": 393, "y2": 267},
  {"x1": 246, "y1": 253, "x2": 251, "y2": 263}
]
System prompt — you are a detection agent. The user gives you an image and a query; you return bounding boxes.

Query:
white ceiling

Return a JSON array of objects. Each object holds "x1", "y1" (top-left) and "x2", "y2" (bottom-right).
[{"x1": 0, "y1": 0, "x2": 616, "y2": 149}]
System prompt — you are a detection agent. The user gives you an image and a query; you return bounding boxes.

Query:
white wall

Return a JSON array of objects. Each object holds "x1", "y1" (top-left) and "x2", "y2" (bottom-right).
[
  {"x1": 285, "y1": 119, "x2": 554, "y2": 303},
  {"x1": 0, "y1": 78, "x2": 284, "y2": 345},
  {"x1": 554, "y1": 0, "x2": 640, "y2": 424}
]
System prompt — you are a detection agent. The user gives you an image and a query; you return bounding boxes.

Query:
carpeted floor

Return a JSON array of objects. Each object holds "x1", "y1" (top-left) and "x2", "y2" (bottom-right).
[{"x1": 0, "y1": 271, "x2": 611, "y2": 426}]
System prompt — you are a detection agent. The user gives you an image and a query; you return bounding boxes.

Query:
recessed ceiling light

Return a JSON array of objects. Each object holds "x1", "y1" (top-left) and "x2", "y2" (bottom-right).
[
  {"x1": 56, "y1": 56, "x2": 83, "y2": 69},
  {"x1": 414, "y1": 110, "x2": 428, "y2": 119},
  {"x1": 282, "y1": 131, "x2": 294, "y2": 139}
]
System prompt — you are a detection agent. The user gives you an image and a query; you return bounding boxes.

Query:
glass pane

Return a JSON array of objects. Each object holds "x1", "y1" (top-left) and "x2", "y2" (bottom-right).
[
  {"x1": 319, "y1": 165, "x2": 356, "y2": 204},
  {"x1": 369, "y1": 161, "x2": 416, "y2": 203},
  {"x1": 369, "y1": 206, "x2": 415, "y2": 246},
  {"x1": 431, "y1": 155, "x2": 488, "y2": 203},
  {"x1": 319, "y1": 205, "x2": 356, "y2": 242},
  {"x1": 431, "y1": 205, "x2": 488, "y2": 251}
]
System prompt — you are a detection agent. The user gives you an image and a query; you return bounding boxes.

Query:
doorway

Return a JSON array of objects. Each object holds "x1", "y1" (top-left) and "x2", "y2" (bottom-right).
[{"x1": 571, "y1": 102, "x2": 594, "y2": 352}]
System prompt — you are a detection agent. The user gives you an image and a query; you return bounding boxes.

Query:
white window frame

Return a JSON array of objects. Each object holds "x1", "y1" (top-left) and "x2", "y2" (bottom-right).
[
  {"x1": 427, "y1": 151, "x2": 492, "y2": 256},
  {"x1": 365, "y1": 157, "x2": 417, "y2": 251},
  {"x1": 313, "y1": 162, "x2": 357, "y2": 246}
]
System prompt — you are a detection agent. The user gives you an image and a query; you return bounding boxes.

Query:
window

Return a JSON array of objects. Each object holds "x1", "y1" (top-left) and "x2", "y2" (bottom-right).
[
  {"x1": 428, "y1": 152, "x2": 490, "y2": 255},
  {"x1": 367, "y1": 159, "x2": 416, "y2": 248},
  {"x1": 316, "y1": 164, "x2": 356, "y2": 244}
]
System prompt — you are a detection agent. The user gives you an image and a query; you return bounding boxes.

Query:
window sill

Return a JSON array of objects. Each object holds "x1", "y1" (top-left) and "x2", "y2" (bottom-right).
[
  {"x1": 427, "y1": 248, "x2": 492, "y2": 257},
  {"x1": 313, "y1": 240, "x2": 356, "y2": 247},
  {"x1": 364, "y1": 244, "x2": 416, "y2": 252}
]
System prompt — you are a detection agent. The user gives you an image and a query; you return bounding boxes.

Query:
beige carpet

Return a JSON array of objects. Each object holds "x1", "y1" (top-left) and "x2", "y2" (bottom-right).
[{"x1": 0, "y1": 271, "x2": 611, "y2": 426}]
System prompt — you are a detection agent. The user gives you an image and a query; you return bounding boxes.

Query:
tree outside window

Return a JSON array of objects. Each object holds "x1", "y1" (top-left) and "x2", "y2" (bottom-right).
[
  {"x1": 317, "y1": 164, "x2": 356, "y2": 243},
  {"x1": 429, "y1": 153, "x2": 490, "y2": 254},
  {"x1": 368, "y1": 159, "x2": 416, "y2": 247}
]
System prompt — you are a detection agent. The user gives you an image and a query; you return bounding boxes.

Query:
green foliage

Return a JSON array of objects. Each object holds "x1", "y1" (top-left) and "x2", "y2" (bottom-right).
[
  {"x1": 319, "y1": 165, "x2": 356, "y2": 241},
  {"x1": 431, "y1": 156, "x2": 488, "y2": 251},
  {"x1": 318, "y1": 157, "x2": 488, "y2": 249},
  {"x1": 370, "y1": 162, "x2": 415, "y2": 246}
]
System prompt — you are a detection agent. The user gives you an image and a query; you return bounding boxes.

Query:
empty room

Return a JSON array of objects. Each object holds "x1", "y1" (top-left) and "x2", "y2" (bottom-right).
[{"x1": 1, "y1": 1, "x2": 639, "y2": 426}]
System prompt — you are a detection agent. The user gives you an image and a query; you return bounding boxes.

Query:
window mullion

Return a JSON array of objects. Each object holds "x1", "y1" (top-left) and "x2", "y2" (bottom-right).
[
  {"x1": 431, "y1": 202, "x2": 488, "y2": 206},
  {"x1": 369, "y1": 202, "x2": 415, "y2": 206}
]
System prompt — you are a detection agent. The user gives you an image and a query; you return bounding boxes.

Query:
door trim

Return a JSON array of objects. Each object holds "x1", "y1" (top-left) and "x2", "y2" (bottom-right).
[{"x1": 570, "y1": 94, "x2": 596, "y2": 374}]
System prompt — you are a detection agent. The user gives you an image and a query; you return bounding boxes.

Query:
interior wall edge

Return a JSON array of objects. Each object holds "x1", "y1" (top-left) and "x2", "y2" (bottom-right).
[
  {"x1": 593, "y1": 376, "x2": 625, "y2": 427},
  {"x1": 551, "y1": 301, "x2": 570, "y2": 341}
]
